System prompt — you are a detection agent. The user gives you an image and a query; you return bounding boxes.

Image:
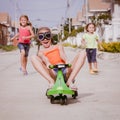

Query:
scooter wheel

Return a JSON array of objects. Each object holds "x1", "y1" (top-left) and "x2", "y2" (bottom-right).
[
  {"x1": 50, "y1": 95, "x2": 54, "y2": 104},
  {"x1": 72, "y1": 91, "x2": 78, "y2": 99},
  {"x1": 46, "y1": 89, "x2": 51, "y2": 99},
  {"x1": 63, "y1": 95, "x2": 67, "y2": 105},
  {"x1": 60, "y1": 95, "x2": 67, "y2": 105}
]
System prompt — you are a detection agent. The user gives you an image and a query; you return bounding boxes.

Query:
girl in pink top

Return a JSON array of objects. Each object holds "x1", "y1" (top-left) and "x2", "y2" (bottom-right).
[{"x1": 11, "y1": 15, "x2": 34, "y2": 75}]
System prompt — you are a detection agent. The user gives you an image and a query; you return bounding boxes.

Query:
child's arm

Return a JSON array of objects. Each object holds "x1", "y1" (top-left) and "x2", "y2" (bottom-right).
[
  {"x1": 81, "y1": 33, "x2": 87, "y2": 49},
  {"x1": 81, "y1": 39, "x2": 86, "y2": 49},
  {"x1": 96, "y1": 39, "x2": 104, "y2": 50},
  {"x1": 81, "y1": 39, "x2": 86, "y2": 45},
  {"x1": 37, "y1": 51, "x2": 51, "y2": 68},
  {"x1": 96, "y1": 39, "x2": 100, "y2": 44},
  {"x1": 59, "y1": 44, "x2": 69, "y2": 63},
  {"x1": 28, "y1": 26, "x2": 34, "y2": 39},
  {"x1": 11, "y1": 33, "x2": 19, "y2": 41}
]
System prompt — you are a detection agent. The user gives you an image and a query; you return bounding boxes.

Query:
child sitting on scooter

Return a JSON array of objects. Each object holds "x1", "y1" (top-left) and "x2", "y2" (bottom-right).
[{"x1": 31, "y1": 27, "x2": 86, "y2": 90}]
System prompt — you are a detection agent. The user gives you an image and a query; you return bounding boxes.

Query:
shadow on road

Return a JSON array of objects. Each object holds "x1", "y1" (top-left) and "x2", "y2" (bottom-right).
[{"x1": 66, "y1": 93, "x2": 94, "y2": 105}]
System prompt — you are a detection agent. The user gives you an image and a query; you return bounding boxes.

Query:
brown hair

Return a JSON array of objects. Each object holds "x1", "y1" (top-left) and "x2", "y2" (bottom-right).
[
  {"x1": 85, "y1": 23, "x2": 96, "y2": 32},
  {"x1": 37, "y1": 27, "x2": 51, "y2": 34},
  {"x1": 19, "y1": 15, "x2": 31, "y2": 26}
]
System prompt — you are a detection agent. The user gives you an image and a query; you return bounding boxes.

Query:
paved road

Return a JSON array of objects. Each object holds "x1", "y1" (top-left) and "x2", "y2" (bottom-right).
[{"x1": 0, "y1": 46, "x2": 120, "y2": 120}]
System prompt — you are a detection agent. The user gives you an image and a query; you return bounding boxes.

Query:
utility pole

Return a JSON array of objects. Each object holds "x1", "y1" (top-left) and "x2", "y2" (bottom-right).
[
  {"x1": 61, "y1": 17, "x2": 64, "y2": 39},
  {"x1": 85, "y1": 0, "x2": 88, "y2": 24},
  {"x1": 14, "y1": 0, "x2": 18, "y2": 34},
  {"x1": 67, "y1": 0, "x2": 71, "y2": 34}
]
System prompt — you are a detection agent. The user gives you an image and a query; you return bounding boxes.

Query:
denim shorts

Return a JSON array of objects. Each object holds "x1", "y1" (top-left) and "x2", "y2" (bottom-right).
[
  {"x1": 86, "y1": 48, "x2": 97, "y2": 63},
  {"x1": 17, "y1": 43, "x2": 30, "y2": 57},
  {"x1": 53, "y1": 67, "x2": 67, "y2": 82},
  {"x1": 53, "y1": 68, "x2": 66, "y2": 75}
]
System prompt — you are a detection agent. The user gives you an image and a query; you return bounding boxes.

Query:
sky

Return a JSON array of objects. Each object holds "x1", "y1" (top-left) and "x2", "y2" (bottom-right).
[{"x1": 0, "y1": 0, "x2": 84, "y2": 28}]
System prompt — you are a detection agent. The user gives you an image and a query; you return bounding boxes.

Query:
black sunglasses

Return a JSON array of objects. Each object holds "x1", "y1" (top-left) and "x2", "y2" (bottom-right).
[{"x1": 38, "y1": 32, "x2": 51, "y2": 41}]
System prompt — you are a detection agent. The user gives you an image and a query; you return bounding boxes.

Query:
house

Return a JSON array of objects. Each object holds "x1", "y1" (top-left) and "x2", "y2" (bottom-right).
[
  {"x1": 0, "y1": 12, "x2": 11, "y2": 45},
  {"x1": 103, "y1": 0, "x2": 120, "y2": 41},
  {"x1": 88, "y1": 0, "x2": 111, "y2": 13},
  {"x1": 72, "y1": 0, "x2": 110, "y2": 27},
  {"x1": 0, "y1": 12, "x2": 11, "y2": 26},
  {"x1": 0, "y1": 23, "x2": 8, "y2": 45}
]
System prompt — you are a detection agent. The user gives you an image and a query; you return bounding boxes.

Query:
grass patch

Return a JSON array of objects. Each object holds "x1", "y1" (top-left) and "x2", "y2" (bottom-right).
[{"x1": 0, "y1": 45, "x2": 17, "y2": 52}]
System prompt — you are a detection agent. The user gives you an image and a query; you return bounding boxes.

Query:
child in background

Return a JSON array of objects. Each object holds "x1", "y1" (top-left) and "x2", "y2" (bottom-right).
[
  {"x1": 11, "y1": 15, "x2": 34, "y2": 75},
  {"x1": 31, "y1": 27, "x2": 86, "y2": 90},
  {"x1": 82, "y1": 23, "x2": 101, "y2": 74}
]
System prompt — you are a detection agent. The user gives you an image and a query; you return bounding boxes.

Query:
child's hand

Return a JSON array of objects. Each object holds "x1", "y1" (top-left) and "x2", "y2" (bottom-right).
[
  {"x1": 81, "y1": 40, "x2": 86, "y2": 49},
  {"x1": 81, "y1": 44, "x2": 86, "y2": 49},
  {"x1": 46, "y1": 63, "x2": 51, "y2": 69},
  {"x1": 10, "y1": 38, "x2": 14, "y2": 41},
  {"x1": 65, "y1": 60, "x2": 70, "y2": 64},
  {"x1": 100, "y1": 45, "x2": 104, "y2": 51},
  {"x1": 98, "y1": 43, "x2": 104, "y2": 51},
  {"x1": 22, "y1": 36, "x2": 27, "y2": 40}
]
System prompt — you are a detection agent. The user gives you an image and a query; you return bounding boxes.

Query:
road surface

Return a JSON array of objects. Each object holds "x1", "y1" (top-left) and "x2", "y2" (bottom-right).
[{"x1": 0, "y1": 46, "x2": 120, "y2": 120}]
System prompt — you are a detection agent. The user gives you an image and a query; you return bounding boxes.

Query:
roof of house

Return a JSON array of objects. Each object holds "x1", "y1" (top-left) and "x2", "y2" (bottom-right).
[
  {"x1": 102, "y1": 0, "x2": 115, "y2": 2},
  {"x1": 102, "y1": 0, "x2": 111, "y2": 1},
  {"x1": 82, "y1": 4, "x2": 93, "y2": 17},
  {"x1": 88, "y1": 0, "x2": 111, "y2": 12},
  {"x1": 0, "y1": 12, "x2": 11, "y2": 26}
]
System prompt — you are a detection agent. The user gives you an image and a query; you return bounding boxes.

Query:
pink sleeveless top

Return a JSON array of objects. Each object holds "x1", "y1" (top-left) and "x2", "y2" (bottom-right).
[{"x1": 18, "y1": 27, "x2": 31, "y2": 44}]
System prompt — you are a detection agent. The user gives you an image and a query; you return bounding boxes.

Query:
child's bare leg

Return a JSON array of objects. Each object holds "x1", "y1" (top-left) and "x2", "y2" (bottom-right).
[
  {"x1": 31, "y1": 55, "x2": 54, "y2": 84},
  {"x1": 89, "y1": 62, "x2": 95, "y2": 74},
  {"x1": 89, "y1": 63, "x2": 92, "y2": 70},
  {"x1": 94, "y1": 62, "x2": 97, "y2": 69},
  {"x1": 66, "y1": 51, "x2": 86, "y2": 86},
  {"x1": 24, "y1": 57, "x2": 28, "y2": 71},
  {"x1": 93, "y1": 61, "x2": 98, "y2": 72},
  {"x1": 20, "y1": 50, "x2": 26, "y2": 72}
]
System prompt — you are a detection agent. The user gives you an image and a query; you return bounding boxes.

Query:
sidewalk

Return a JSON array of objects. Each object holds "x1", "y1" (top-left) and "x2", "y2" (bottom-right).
[{"x1": 0, "y1": 46, "x2": 120, "y2": 120}]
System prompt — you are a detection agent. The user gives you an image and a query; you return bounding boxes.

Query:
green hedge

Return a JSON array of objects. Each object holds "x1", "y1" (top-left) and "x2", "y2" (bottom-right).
[{"x1": 100, "y1": 42, "x2": 120, "y2": 53}]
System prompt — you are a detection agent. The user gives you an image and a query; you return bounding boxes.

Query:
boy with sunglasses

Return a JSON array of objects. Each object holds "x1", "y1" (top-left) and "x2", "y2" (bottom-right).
[{"x1": 31, "y1": 27, "x2": 86, "y2": 90}]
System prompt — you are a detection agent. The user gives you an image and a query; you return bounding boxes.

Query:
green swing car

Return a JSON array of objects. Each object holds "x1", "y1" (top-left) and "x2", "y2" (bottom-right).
[{"x1": 46, "y1": 64, "x2": 78, "y2": 105}]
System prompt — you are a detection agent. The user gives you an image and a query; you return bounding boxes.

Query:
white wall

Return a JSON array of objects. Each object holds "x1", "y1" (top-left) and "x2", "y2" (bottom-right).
[
  {"x1": 103, "y1": 25, "x2": 113, "y2": 42},
  {"x1": 112, "y1": 3, "x2": 120, "y2": 41}
]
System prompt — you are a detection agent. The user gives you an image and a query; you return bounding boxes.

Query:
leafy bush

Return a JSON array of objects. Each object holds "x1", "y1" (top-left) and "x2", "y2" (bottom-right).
[
  {"x1": 62, "y1": 43, "x2": 77, "y2": 48},
  {"x1": 100, "y1": 42, "x2": 120, "y2": 53},
  {"x1": 76, "y1": 27, "x2": 84, "y2": 33},
  {"x1": 113, "y1": 42, "x2": 120, "y2": 52},
  {"x1": 69, "y1": 29, "x2": 77, "y2": 37}
]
